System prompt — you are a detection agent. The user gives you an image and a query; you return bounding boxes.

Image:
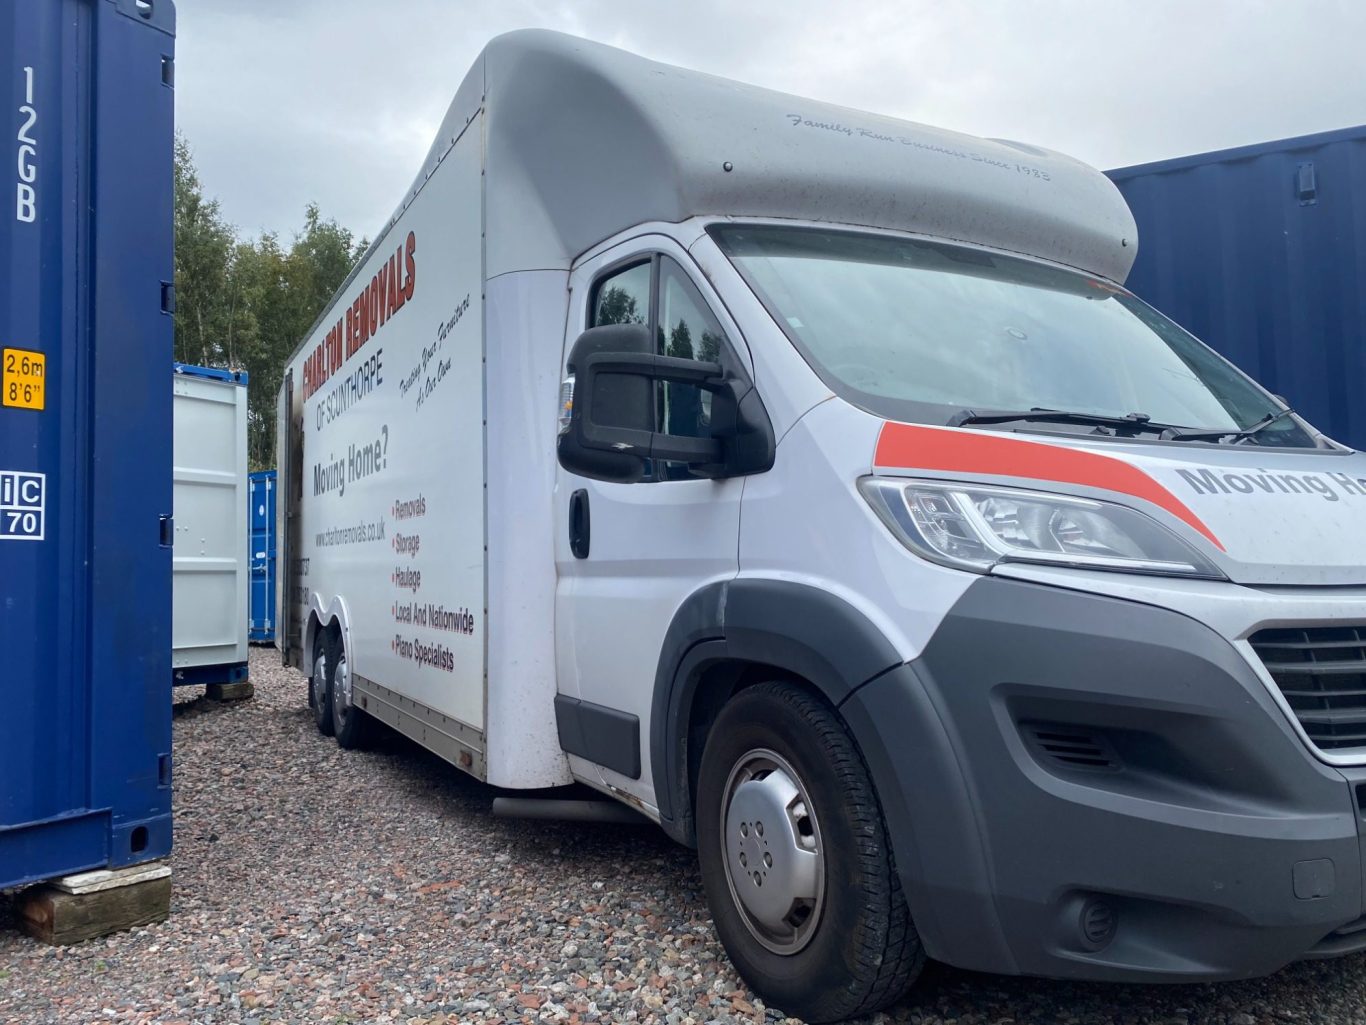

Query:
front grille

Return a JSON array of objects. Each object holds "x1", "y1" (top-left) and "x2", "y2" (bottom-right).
[{"x1": 1250, "y1": 626, "x2": 1366, "y2": 752}]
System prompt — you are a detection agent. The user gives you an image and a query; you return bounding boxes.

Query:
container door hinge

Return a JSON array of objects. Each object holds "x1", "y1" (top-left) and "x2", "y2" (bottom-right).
[
  {"x1": 159, "y1": 515, "x2": 174, "y2": 548},
  {"x1": 1296, "y1": 162, "x2": 1318, "y2": 206},
  {"x1": 115, "y1": 0, "x2": 175, "y2": 32},
  {"x1": 160, "y1": 282, "x2": 176, "y2": 314}
]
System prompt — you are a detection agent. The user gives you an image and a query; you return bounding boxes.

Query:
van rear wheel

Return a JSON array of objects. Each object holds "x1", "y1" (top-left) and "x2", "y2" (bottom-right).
[
  {"x1": 696, "y1": 683, "x2": 923, "y2": 1022},
  {"x1": 309, "y1": 635, "x2": 334, "y2": 737},
  {"x1": 330, "y1": 637, "x2": 373, "y2": 750}
]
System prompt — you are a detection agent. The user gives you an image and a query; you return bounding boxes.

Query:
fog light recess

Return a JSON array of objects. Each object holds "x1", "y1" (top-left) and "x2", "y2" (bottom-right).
[{"x1": 1079, "y1": 897, "x2": 1118, "y2": 950}]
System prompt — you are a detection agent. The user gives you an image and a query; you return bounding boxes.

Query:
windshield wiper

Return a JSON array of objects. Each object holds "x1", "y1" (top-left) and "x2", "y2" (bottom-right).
[
  {"x1": 1168, "y1": 407, "x2": 1299, "y2": 444},
  {"x1": 949, "y1": 407, "x2": 1177, "y2": 435}
]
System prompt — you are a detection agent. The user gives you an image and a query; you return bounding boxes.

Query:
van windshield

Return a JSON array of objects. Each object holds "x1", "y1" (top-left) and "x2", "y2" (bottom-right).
[{"x1": 711, "y1": 224, "x2": 1319, "y2": 447}]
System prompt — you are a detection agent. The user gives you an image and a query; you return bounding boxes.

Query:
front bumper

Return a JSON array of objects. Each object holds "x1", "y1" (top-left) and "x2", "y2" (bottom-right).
[{"x1": 841, "y1": 576, "x2": 1366, "y2": 981}]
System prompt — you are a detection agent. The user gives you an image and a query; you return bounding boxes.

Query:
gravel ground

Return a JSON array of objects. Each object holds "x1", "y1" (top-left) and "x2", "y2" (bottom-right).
[{"x1": 4, "y1": 648, "x2": 1366, "y2": 1024}]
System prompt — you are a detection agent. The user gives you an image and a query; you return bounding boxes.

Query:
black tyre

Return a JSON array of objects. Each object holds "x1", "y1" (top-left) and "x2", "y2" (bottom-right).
[
  {"x1": 309, "y1": 633, "x2": 334, "y2": 737},
  {"x1": 696, "y1": 683, "x2": 923, "y2": 1022},
  {"x1": 329, "y1": 634, "x2": 373, "y2": 750}
]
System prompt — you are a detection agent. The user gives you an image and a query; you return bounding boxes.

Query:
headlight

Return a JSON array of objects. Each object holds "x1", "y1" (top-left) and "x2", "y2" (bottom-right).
[{"x1": 859, "y1": 478, "x2": 1224, "y2": 579}]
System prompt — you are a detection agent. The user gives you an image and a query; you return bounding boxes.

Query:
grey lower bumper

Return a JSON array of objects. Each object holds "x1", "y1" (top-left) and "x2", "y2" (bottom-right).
[{"x1": 841, "y1": 576, "x2": 1366, "y2": 981}]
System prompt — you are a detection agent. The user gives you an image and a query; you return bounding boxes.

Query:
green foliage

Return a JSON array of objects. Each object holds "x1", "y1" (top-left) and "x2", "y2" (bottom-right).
[
  {"x1": 172, "y1": 135, "x2": 237, "y2": 368},
  {"x1": 595, "y1": 285, "x2": 643, "y2": 326},
  {"x1": 173, "y1": 136, "x2": 363, "y2": 469}
]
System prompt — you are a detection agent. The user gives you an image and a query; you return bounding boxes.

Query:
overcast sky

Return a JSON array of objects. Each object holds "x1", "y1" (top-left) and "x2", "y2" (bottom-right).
[{"x1": 176, "y1": 0, "x2": 1366, "y2": 243}]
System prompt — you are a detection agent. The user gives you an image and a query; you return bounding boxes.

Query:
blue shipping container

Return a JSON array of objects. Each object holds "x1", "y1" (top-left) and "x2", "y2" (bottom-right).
[
  {"x1": 249, "y1": 470, "x2": 277, "y2": 644},
  {"x1": 0, "y1": 0, "x2": 177, "y2": 890},
  {"x1": 1109, "y1": 125, "x2": 1366, "y2": 451}
]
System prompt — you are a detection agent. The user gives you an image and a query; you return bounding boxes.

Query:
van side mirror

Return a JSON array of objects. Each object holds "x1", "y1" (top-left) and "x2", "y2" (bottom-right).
[
  {"x1": 556, "y1": 324, "x2": 654, "y2": 483},
  {"x1": 556, "y1": 323, "x2": 775, "y2": 483}
]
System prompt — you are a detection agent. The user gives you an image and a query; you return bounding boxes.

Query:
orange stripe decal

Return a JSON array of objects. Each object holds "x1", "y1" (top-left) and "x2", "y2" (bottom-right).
[{"x1": 874, "y1": 422, "x2": 1225, "y2": 551}]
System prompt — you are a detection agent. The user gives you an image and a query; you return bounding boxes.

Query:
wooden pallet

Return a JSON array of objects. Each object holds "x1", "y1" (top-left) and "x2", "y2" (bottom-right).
[
  {"x1": 207, "y1": 681, "x2": 254, "y2": 701},
  {"x1": 16, "y1": 862, "x2": 171, "y2": 945}
]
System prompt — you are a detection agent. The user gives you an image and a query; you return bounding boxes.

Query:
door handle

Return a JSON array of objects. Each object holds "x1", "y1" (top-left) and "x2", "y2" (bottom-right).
[{"x1": 569, "y1": 488, "x2": 590, "y2": 559}]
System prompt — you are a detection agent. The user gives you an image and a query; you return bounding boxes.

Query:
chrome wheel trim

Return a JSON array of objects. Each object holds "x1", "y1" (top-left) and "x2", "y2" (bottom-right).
[
  {"x1": 719, "y1": 747, "x2": 826, "y2": 955},
  {"x1": 311, "y1": 650, "x2": 329, "y2": 711},
  {"x1": 334, "y1": 653, "x2": 352, "y2": 718}
]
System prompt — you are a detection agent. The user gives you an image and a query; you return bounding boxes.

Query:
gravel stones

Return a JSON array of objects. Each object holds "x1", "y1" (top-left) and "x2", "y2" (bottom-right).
[{"x1": 4, "y1": 648, "x2": 1366, "y2": 1022}]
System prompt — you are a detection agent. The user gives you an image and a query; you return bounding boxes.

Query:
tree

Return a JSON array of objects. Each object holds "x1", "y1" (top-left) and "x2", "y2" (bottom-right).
[
  {"x1": 595, "y1": 286, "x2": 642, "y2": 326},
  {"x1": 172, "y1": 135, "x2": 238, "y2": 367},
  {"x1": 173, "y1": 137, "x2": 362, "y2": 469},
  {"x1": 231, "y1": 234, "x2": 288, "y2": 467},
  {"x1": 241, "y1": 209, "x2": 361, "y2": 468}
]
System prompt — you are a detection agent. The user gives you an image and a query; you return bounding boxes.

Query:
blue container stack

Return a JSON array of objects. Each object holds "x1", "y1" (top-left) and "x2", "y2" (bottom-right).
[
  {"x1": 1110, "y1": 126, "x2": 1366, "y2": 451},
  {"x1": 0, "y1": 0, "x2": 178, "y2": 889},
  {"x1": 249, "y1": 470, "x2": 278, "y2": 644}
]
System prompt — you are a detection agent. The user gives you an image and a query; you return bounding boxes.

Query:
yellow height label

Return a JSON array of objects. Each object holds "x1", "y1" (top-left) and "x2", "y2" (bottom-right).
[{"x1": 3, "y1": 348, "x2": 46, "y2": 411}]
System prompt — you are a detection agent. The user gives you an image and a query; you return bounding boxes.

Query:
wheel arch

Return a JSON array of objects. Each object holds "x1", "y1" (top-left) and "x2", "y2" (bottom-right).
[
  {"x1": 305, "y1": 594, "x2": 354, "y2": 672},
  {"x1": 651, "y1": 578, "x2": 904, "y2": 845},
  {"x1": 304, "y1": 612, "x2": 324, "y2": 666}
]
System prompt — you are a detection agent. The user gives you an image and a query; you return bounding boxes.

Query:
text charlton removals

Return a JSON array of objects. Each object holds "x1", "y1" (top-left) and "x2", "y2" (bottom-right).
[{"x1": 302, "y1": 231, "x2": 417, "y2": 401}]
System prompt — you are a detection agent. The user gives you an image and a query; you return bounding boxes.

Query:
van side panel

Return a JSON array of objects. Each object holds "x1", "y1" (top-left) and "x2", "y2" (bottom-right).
[
  {"x1": 483, "y1": 270, "x2": 574, "y2": 788},
  {"x1": 278, "y1": 364, "x2": 304, "y2": 667},
  {"x1": 287, "y1": 111, "x2": 486, "y2": 734}
]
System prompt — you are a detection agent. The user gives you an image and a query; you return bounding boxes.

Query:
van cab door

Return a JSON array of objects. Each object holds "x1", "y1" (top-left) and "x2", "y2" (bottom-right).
[{"x1": 553, "y1": 236, "x2": 751, "y2": 811}]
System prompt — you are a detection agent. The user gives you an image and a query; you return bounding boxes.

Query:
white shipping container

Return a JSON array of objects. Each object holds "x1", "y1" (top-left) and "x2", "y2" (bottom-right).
[{"x1": 172, "y1": 364, "x2": 249, "y2": 684}]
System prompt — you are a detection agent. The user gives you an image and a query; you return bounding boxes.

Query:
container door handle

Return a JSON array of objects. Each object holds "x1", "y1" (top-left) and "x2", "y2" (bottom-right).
[
  {"x1": 1297, "y1": 162, "x2": 1318, "y2": 205},
  {"x1": 569, "y1": 489, "x2": 590, "y2": 559}
]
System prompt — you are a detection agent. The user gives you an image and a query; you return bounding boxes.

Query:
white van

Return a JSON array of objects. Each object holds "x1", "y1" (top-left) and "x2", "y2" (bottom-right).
[{"x1": 278, "y1": 30, "x2": 1366, "y2": 1021}]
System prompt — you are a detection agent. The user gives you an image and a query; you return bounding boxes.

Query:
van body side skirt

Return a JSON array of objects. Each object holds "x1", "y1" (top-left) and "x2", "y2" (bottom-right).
[{"x1": 555, "y1": 694, "x2": 642, "y2": 779}]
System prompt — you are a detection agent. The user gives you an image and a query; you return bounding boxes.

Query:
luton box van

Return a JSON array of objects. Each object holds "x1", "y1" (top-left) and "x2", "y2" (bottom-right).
[{"x1": 278, "y1": 30, "x2": 1366, "y2": 1022}]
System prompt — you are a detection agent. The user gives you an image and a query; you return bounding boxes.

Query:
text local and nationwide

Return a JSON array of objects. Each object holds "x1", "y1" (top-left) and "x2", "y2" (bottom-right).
[{"x1": 302, "y1": 231, "x2": 417, "y2": 402}]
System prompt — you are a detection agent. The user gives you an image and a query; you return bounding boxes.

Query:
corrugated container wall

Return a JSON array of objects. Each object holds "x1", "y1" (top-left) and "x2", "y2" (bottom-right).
[
  {"x1": 249, "y1": 470, "x2": 277, "y2": 644},
  {"x1": 172, "y1": 364, "x2": 249, "y2": 684},
  {"x1": 0, "y1": 0, "x2": 177, "y2": 889},
  {"x1": 1109, "y1": 126, "x2": 1366, "y2": 450}
]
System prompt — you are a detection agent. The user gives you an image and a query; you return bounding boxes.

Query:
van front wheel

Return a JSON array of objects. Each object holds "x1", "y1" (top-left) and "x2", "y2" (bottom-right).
[{"x1": 696, "y1": 683, "x2": 923, "y2": 1023}]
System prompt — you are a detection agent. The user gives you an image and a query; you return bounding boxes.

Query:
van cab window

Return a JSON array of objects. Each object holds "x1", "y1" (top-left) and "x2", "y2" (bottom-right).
[
  {"x1": 590, "y1": 261, "x2": 650, "y2": 327},
  {"x1": 658, "y1": 260, "x2": 724, "y2": 449},
  {"x1": 713, "y1": 224, "x2": 1320, "y2": 448},
  {"x1": 588, "y1": 254, "x2": 734, "y2": 479}
]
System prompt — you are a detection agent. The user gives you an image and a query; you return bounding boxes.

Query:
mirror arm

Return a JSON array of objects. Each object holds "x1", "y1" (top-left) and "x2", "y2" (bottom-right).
[
  {"x1": 650, "y1": 433, "x2": 721, "y2": 463},
  {"x1": 582, "y1": 351, "x2": 724, "y2": 387}
]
